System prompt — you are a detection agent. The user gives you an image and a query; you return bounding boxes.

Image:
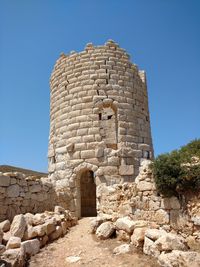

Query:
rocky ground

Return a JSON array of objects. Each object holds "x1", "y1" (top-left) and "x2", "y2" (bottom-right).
[{"x1": 29, "y1": 217, "x2": 159, "y2": 267}]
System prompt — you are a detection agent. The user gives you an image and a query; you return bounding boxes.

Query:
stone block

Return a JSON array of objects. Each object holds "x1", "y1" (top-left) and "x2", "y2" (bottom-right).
[
  {"x1": 136, "y1": 181, "x2": 153, "y2": 191},
  {"x1": 0, "y1": 219, "x2": 11, "y2": 232},
  {"x1": 7, "y1": 184, "x2": 20, "y2": 198},
  {"x1": 119, "y1": 165, "x2": 134, "y2": 175},
  {"x1": 153, "y1": 209, "x2": 169, "y2": 225},
  {"x1": 10, "y1": 214, "x2": 27, "y2": 238},
  {"x1": 6, "y1": 236, "x2": 21, "y2": 249},
  {"x1": 115, "y1": 216, "x2": 135, "y2": 234},
  {"x1": 30, "y1": 184, "x2": 42, "y2": 193},
  {"x1": 81, "y1": 150, "x2": 95, "y2": 159},
  {"x1": 96, "y1": 222, "x2": 115, "y2": 239},
  {"x1": 21, "y1": 239, "x2": 40, "y2": 256},
  {"x1": 0, "y1": 175, "x2": 10, "y2": 187},
  {"x1": 95, "y1": 147, "x2": 104, "y2": 158}
]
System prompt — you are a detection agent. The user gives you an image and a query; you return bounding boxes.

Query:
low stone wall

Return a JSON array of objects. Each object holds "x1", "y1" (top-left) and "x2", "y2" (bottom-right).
[
  {"x1": 0, "y1": 206, "x2": 77, "y2": 266},
  {"x1": 97, "y1": 160, "x2": 200, "y2": 236},
  {"x1": 0, "y1": 172, "x2": 55, "y2": 222}
]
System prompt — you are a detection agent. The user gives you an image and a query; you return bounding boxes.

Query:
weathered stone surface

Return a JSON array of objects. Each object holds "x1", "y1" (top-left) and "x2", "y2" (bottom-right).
[
  {"x1": 113, "y1": 244, "x2": 131, "y2": 255},
  {"x1": 154, "y1": 209, "x2": 169, "y2": 224},
  {"x1": 191, "y1": 216, "x2": 200, "y2": 226},
  {"x1": 131, "y1": 227, "x2": 147, "y2": 247},
  {"x1": 7, "y1": 184, "x2": 20, "y2": 198},
  {"x1": 96, "y1": 221, "x2": 115, "y2": 239},
  {"x1": 0, "y1": 219, "x2": 11, "y2": 232},
  {"x1": 161, "y1": 197, "x2": 180, "y2": 210},
  {"x1": 10, "y1": 214, "x2": 27, "y2": 238},
  {"x1": 143, "y1": 236, "x2": 160, "y2": 258},
  {"x1": 145, "y1": 229, "x2": 167, "y2": 241},
  {"x1": 119, "y1": 165, "x2": 134, "y2": 175},
  {"x1": 2, "y1": 247, "x2": 25, "y2": 267},
  {"x1": 21, "y1": 239, "x2": 40, "y2": 256},
  {"x1": 49, "y1": 225, "x2": 63, "y2": 241},
  {"x1": 186, "y1": 235, "x2": 200, "y2": 252},
  {"x1": 6, "y1": 236, "x2": 21, "y2": 249},
  {"x1": 155, "y1": 233, "x2": 187, "y2": 251},
  {"x1": 136, "y1": 181, "x2": 153, "y2": 191},
  {"x1": 158, "y1": 250, "x2": 200, "y2": 267},
  {"x1": 44, "y1": 219, "x2": 56, "y2": 235},
  {"x1": 115, "y1": 217, "x2": 135, "y2": 234},
  {"x1": 0, "y1": 175, "x2": 10, "y2": 187},
  {"x1": 90, "y1": 217, "x2": 103, "y2": 234}
]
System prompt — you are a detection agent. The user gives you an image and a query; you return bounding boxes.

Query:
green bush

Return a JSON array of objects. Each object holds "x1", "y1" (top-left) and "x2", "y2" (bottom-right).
[{"x1": 152, "y1": 139, "x2": 200, "y2": 197}]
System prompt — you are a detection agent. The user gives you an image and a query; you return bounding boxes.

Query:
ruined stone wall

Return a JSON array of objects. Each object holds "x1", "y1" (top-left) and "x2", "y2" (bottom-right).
[
  {"x1": 48, "y1": 40, "x2": 153, "y2": 217},
  {"x1": 97, "y1": 160, "x2": 200, "y2": 236},
  {"x1": 0, "y1": 172, "x2": 55, "y2": 222}
]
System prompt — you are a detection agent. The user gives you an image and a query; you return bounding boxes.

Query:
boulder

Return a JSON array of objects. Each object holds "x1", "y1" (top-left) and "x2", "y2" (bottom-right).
[
  {"x1": 24, "y1": 224, "x2": 46, "y2": 240},
  {"x1": 113, "y1": 244, "x2": 131, "y2": 255},
  {"x1": 32, "y1": 213, "x2": 46, "y2": 226},
  {"x1": 145, "y1": 229, "x2": 167, "y2": 241},
  {"x1": 155, "y1": 233, "x2": 187, "y2": 251},
  {"x1": 21, "y1": 239, "x2": 40, "y2": 256},
  {"x1": 6, "y1": 236, "x2": 21, "y2": 249},
  {"x1": 44, "y1": 218, "x2": 56, "y2": 235},
  {"x1": 90, "y1": 217, "x2": 104, "y2": 234},
  {"x1": 49, "y1": 226, "x2": 63, "y2": 241},
  {"x1": 158, "y1": 250, "x2": 200, "y2": 267},
  {"x1": 96, "y1": 222, "x2": 115, "y2": 239},
  {"x1": 115, "y1": 217, "x2": 135, "y2": 234},
  {"x1": 131, "y1": 227, "x2": 147, "y2": 247},
  {"x1": 0, "y1": 220, "x2": 11, "y2": 232},
  {"x1": 10, "y1": 214, "x2": 27, "y2": 238},
  {"x1": 2, "y1": 247, "x2": 25, "y2": 267},
  {"x1": 24, "y1": 213, "x2": 34, "y2": 225},
  {"x1": 143, "y1": 236, "x2": 160, "y2": 258}
]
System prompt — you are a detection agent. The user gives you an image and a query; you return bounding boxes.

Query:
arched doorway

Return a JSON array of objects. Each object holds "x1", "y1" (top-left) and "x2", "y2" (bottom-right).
[{"x1": 80, "y1": 170, "x2": 97, "y2": 217}]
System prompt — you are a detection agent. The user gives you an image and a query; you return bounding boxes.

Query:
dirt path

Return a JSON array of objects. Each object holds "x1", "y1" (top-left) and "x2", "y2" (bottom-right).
[{"x1": 29, "y1": 218, "x2": 159, "y2": 267}]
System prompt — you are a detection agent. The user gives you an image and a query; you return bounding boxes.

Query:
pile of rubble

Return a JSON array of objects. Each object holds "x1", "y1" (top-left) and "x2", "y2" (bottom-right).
[
  {"x1": 0, "y1": 206, "x2": 77, "y2": 266},
  {"x1": 91, "y1": 215, "x2": 200, "y2": 267}
]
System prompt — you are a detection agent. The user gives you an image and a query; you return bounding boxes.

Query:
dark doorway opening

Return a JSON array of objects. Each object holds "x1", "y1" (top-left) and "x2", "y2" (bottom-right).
[{"x1": 80, "y1": 170, "x2": 97, "y2": 217}]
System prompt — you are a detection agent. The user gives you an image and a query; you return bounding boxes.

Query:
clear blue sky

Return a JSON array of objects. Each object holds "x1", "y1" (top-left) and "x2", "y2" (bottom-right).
[{"x1": 0, "y1": 0, "x2": 199, "y2": 172}]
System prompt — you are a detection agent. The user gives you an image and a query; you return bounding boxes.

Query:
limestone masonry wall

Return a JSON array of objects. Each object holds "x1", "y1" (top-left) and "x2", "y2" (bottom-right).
[
  {"x1": 97, "y1": 160, "x2": 200, "y2": 236},
  {"x1": 48, "y1": 40, "x2": 153, "y2": 217},
  {"x1": 0, "y1": 172, "x2": 54, "y2": 222}
]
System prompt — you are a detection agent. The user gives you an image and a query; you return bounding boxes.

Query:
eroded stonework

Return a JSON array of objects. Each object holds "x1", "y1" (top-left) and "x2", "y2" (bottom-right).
[{"x1": 48, "y1": 40, "x2": 153, "y2": 217}]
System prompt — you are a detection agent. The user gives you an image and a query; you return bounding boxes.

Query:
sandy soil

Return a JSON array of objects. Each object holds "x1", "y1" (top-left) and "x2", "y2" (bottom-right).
[{"x1": 29, "y1": 218, "x2": 160, "y2": 267}]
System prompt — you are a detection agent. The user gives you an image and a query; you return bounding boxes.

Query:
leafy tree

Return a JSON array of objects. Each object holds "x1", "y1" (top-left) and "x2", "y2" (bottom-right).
[{"x1": 152, "y1": 139, "x2": 200, "y2": 197}]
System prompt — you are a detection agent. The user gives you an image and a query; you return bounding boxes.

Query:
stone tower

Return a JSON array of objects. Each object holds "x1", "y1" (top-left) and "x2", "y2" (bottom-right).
[{"x1": 48, "y1": 40, "x2": 153, "y2": 217}]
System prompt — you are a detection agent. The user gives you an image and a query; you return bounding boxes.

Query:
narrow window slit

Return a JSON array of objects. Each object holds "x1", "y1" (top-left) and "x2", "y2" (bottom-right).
[{"x1": 99, "y1": 113, "x2": 102, "y2": 120}]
